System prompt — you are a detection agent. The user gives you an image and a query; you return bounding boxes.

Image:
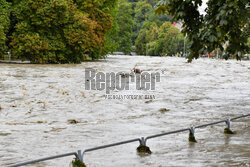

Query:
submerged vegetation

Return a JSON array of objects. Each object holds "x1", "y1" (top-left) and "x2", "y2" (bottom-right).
[
  {"x1": 224, "y1": 128, "x2": 235, "y2": 134},
  {"x1": 72, "y1": 159, "x2": 86, "y2": 167},
  {"x1": 137, "y1": 144, "x2": 152, "y2": 154},
  {"x1": 188, "y1": 131, "x2": 197, "y2": 143}
]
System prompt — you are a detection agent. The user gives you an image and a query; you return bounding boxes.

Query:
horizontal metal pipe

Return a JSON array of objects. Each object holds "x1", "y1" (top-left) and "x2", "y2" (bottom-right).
[
  {"x1": 195, "y1": 120, "x2": 226, "y2": 129},
  {"x1": 84, "y1": 138, "x2": 140, "y2": 153},
  {"x1": 145, "y1": 114, "x2": 250, "y2": 141},
  {"x1": 146, "y1": 128, "x2": 190, "y2": 141},
  {"x1": 230, "y1": 114, "x2": 250, "y2": 121},
  {"x1": 6, "y1": 152, "x2": 77, "y2": 167}
]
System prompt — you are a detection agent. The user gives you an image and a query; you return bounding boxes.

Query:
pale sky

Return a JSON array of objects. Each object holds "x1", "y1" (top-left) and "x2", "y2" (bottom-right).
[{"x1": 199, "y1": 0, "x2": 208, "y2": 15}]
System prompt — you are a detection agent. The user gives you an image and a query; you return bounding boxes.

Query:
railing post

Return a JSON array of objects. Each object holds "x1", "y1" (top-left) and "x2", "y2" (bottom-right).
[
  {"x1": 77, "y1": 150, "x2": 84, "y2": 162},
  {"x1": 137, "y1": 137, "x2": 152, "y2": 154},
  {"x1": 140, "y1": 137, "x2": 146, "y2": 145},
  {"x1": 189, "y1": 127, "x2": 197, "y2": 142},
  {"x1": 224, "y1": 119, "x2": 234, "y2": 134},
  {"x1": 72, "y1": 150, "x2": 86, "y2": 167}
]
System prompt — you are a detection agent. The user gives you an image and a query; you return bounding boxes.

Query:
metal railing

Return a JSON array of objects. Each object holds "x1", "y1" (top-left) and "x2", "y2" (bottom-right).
[{"x1": 6, "y1": 114, "x2": 250, "y2": 167}]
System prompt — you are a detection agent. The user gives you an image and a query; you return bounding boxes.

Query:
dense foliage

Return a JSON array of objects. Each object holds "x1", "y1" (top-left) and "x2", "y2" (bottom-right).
[
  {"x1": 115, "y1": 0, "x2": 133, "y2": 54},
  {"x1": 0, "y1": 0, "x2": 117, "y2": 63},
  {"x1": 0, "y1": 0, "x2": 10, "y2": 58},
  {"x1": 131, "y1": 0, "x2": 172, "y2": 45},
  {"x1": 0, "y1": 0, "x2": 191, "y2": 62},
  {"x1": 115, "y1": 0, "x2": 185, "y2": 56},
  {"x1": 135, "y1": 21, "x2": 185, "y2": 56},
  {"x1": 156, "y1": 0, "x2": 250, "y2": 62}
]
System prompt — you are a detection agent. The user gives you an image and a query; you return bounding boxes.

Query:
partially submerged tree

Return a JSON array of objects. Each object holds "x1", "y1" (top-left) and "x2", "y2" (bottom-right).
[{"x1": 156, "y1": 0, "x2": 249, "y2": 62}]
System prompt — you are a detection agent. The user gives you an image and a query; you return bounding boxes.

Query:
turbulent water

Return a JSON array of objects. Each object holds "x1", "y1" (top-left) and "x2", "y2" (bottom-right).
[{"x1": 0, "y1": 55, "x2": 249, "y2": 167}]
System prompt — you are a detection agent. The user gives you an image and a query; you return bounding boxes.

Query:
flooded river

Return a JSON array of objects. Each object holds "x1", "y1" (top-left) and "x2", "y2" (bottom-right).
[{"x1": 0, "y1": 55, "x2": 249, "y2": 167}]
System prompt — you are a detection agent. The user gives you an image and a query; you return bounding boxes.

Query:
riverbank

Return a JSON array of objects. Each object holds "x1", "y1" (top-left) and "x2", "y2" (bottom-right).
[{"x1": 0, "y1": 60, "x2": 30, "y2": 64}]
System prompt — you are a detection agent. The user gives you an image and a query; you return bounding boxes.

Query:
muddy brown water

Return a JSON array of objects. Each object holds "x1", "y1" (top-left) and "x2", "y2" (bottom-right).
[{"x1": 0, "y1": 55, "x2": 249, "y2": 167}]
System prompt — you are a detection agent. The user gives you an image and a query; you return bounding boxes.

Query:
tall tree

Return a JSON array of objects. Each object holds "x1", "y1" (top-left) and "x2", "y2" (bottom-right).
[
  {"x1": 103, "y1": 2, "x2": 119, "y2": 55},
  {"x1": 145, "y1": 22, "x2": 159, "y2": 56},
  {"x1": 2, "y1": 0, "x2": 117, "y2": 63},
  {"x1": 0, "y1": 0, "x2": 10, "y2": 58},
  {"x1": 135, "y1": 29, "x2": 147, "y2": 55},
  {"x1": 136, "y1": 21, "x2": 184, "y2": 56},
  {"x1": 133, "y1": 1, "x2": 153, "y2": 44},
  {"x1": 156, "y1": 0, "x2": 249, "y2": 62},
  {"x1": 74, "y1": 0, "x2": 117, "y2": 59},
  {"x1": 156, "y1": 22, "x2": 184, "y2": 56},
  {"x1": 115, "y1": 0, "x2": 133, "y2": 54}
]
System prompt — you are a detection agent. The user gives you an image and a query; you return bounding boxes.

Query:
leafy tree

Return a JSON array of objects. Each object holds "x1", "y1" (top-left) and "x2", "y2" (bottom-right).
[
  {"x1": 11, "y1": 0, "x2": 84, "y2": 63},
  {"x1": 0, "y1": 27, "x2": 6, "y2": 59},
  {"x1": 146, "y1": 41, "x2": 159, "y2": 56},
  {"x1": 75, "y1": 0, "x2": 118, "y2": 59},
  {"x1": 145, "y1": 22, "x2": 159, "y2": 56},
  {"x1": 115, "y1": 0, "x2": 133, "y2": 54},
  {"x1": 127, "y1": 0, "x2": 173, "y2": 46},
  {"x1": 0, "y1": 0, "x2": 10, "y2": 33},
  {"x1": 248, "y1": 37, "x2": 250, "y2": 48},
  {"x1": 135, "y1": 29, "x2": 147, "y2": 55},
  {"x1": 113, "y1": 0, "x2": 174, "y2": 51},
  {"x1": 145, "y1": 0, "x2": 157, "y2": 6},
  {"x1": 133, "y1": 1, "x2": 153, "y2": 44},
  {"x1": 2, "y1": 0, "x2": 117, "y2": 63},
  {"x1": 103, "y1": 4, "x2": 119, "y2": 55},
  {"x1": 156, "y1": 0, "x2": 250, "y2": 62},
  {"x1": 136, "y1": 21, "x2": 184, "y2": 56},
  {"x1": 156, "y1": 22, "x2": 183, "y2": 56},
  {"x1": 0, "y1": 0, "x2": 10, "y2": 58},
  {"x1": 146, "y1": 22, "x2": 159, "y2": 42}
]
